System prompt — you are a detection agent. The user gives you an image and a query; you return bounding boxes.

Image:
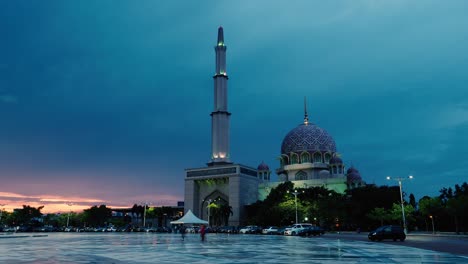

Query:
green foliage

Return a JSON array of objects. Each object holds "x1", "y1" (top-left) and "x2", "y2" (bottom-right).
[
  {"x1": 389, "y1": 203, "x2": 415, "y2": 226},
  {"x1": 245, "y1": 182, "x2": 347, "y2": 229},
  {"x1": 82, "y1": 205, "x2": 112, "y2": 227},
  {"x1": 418, "y1": 197, "x2": 443, "y2": 217},
  {"x1": 367, "y1": 207, "x2": 390, "y2": 226},
  {"x1": 7, "y1": 205, "x2": 44, "y2": 226}
]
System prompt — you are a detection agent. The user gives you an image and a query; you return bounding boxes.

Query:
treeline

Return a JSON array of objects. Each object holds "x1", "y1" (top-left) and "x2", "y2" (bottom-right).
[
  {"x1": 246, "y1": 181, "x2": 468, "y2": 233},
  {"x1": 0, "y1": 204, "x2": 176, "y2": 228}
]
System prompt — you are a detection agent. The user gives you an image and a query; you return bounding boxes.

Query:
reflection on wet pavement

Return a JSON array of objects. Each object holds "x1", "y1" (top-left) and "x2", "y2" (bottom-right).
[{"x1": 1, "y1": 233, "x2": 467, "y2": 263}]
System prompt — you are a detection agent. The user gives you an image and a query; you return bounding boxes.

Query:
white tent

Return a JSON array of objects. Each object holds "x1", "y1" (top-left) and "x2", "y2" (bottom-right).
[{"x1": 170, "y1": 209, "x2": 208, "y2": 225}]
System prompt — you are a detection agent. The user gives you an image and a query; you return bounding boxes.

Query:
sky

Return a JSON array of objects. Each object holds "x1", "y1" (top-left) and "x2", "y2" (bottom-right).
[{"x1": 1, "y1": 1, "x2": 468, "y2": 213}]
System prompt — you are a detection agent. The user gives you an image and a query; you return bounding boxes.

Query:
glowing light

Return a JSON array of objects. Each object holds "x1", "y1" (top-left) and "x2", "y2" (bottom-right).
[{"x1": 218, "y1": 42, "x2": 224, "y2": 46}]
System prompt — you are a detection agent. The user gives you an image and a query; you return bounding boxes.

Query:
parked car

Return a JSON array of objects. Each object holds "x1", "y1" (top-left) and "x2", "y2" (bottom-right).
[
  {"x1": 298, "y1": 226, "x2": 325, "y2": 236},
  {"x1": 276, "y1": 226, "x2": 290, "y2": 235},
  {"x1": 284, "y1": 223, "x2": 313, "y2": 236},
  {"x1": 239, "y1": 225, "x2": 261, "y2": 234},
  {"x1": 262, "y1": 226, "x2": 279, "y2": 235},
  {"x1": 186, "y1": 226, "x2": 199, "y2": 233},
  {"x1": 219, "y1": 226, "x2": 238, "y2": 234},
  {"x1": 368, "y1": 225, "x2": 406, "y2": 242}
]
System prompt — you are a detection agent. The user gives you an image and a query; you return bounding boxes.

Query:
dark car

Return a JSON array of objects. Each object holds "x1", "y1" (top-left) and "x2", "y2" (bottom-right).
[
  {"x1": 298, "y1": 226, "x2": 325, "y2": 237},
  {"x1": 368, "y1": 225, "x2": 406, "y2": 242}
]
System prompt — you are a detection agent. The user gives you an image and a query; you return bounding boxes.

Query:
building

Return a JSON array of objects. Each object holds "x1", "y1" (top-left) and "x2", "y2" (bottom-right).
[
  {"x1": 184, "y1": 27, "x2": 260, "y2": 226},
  {"x1": 184, "y1": 27, "x2": 365, "y2": 226}
]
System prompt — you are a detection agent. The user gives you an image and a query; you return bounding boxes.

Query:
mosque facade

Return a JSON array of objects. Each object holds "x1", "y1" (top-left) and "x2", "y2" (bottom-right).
[{"x1": 184, "y1": 28, "x2": 365, "y2": 226}]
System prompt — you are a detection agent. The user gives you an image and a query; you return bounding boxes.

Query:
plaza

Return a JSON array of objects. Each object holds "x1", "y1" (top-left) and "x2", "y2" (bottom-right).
[{"x1": 1, "y1": 233, "x2": 467, "y2": 263}]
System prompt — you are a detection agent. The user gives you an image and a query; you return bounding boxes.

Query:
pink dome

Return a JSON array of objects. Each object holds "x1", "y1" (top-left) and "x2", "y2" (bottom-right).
[{"x1": 257, "y1": 161, "x2": 270, "y2": 171}]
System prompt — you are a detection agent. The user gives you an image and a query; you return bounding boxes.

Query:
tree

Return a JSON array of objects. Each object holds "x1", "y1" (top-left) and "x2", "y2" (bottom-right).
[
  {"x1": 409, "y1": 194, "x2": 416, "y2": 208},
  {"x1": 82, "y1": 205, "x2": 111, "y2": 227},
  {"x1": 389, "y1": 203, "x2": 415, "y2": 228},
  {"x1": 439, "y1": 182, "x2": 468, "y2": 233},
  {"x1": 8, "y1": 205, "x2": 44, "y2": 226},
  {"x1": 367, "y1": 207, "x2": 390, "y2": 226},
  {"x1": 446, "y1": 194, "x2": 468, "y2": 234},
  {"x1": 220, "y1": 204, "x2": 233, "y2": 226}
]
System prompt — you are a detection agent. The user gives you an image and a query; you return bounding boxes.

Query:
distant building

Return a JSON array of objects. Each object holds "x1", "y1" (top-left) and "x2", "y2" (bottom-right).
[{"x1": 184, "y1": 27, "x2": 365, "y2": 226}]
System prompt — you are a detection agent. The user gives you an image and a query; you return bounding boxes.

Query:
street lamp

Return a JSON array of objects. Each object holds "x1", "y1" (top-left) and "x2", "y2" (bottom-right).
[
  {"x1": 66, "y1": 202, "x2": 73, "y2": 227},
  {"x1": 287, "y1": 189, "x2": 304, "y2": 224},
  {"x1": 386, "y1": 175, "x2": 413, "y2": 234},
  {"x1": 142, "y1": 202, "x2": 152, "y2": 228},
  {"x1": 429, "y1": 215, "x2": 435, "y2": 235}
]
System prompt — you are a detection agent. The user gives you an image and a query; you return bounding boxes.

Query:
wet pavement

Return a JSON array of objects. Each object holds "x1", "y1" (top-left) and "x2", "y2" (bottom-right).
[{"x1": 1, "y1": 232, "x2": 467, "y2": 263}]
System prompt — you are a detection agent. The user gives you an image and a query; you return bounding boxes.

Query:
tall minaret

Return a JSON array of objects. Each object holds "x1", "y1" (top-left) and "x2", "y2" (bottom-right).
[{"x1": 209, "y1": 26, "x2": 232, "y2": 165}]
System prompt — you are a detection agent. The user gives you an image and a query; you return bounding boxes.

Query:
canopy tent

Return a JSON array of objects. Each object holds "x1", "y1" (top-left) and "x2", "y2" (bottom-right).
[{"x1": 170, "y1": 210, "x2": 208, "y2": 225}]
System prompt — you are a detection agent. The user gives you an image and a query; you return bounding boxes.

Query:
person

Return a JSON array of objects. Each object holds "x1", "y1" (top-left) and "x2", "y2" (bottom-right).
[
  {"x1": 200, "y1": 224, "x2": 206, "y2": 241},
  {"x1": 180, "y1": 225, "x2": 186, "y2": 240}
]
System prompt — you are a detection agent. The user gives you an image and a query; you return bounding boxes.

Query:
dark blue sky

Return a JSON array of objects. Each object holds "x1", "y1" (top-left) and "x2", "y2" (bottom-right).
[{"x1": 1, "y1": 1, "x2": 468, "y2": 212}]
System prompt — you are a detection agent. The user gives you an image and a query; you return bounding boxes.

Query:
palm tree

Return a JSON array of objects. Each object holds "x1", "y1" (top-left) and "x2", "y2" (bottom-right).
[{"x1": 220, "y1": 204, "x2": 233, "y2": 226}]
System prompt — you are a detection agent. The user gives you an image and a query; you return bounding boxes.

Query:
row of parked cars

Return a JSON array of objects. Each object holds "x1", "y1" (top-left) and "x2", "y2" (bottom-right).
[{"x1": 239, "y1": 223, "x2": 325, "y2": 237}]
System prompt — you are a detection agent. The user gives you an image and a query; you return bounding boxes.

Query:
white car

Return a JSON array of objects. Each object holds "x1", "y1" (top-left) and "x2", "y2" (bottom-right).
[
  {"x1": 239, "y1": 226, "x2": 259, "y2": 234},
  {"x1": 284, "y1": 223, "x2": 313, "y2": 236},
  {"x1": 262, "y1": 226, "x2": 279, "y2": 235}
]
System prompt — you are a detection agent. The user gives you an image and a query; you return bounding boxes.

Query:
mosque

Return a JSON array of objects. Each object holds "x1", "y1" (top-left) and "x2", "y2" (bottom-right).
[{"x1": 184, "y1": 27, "x2": 365, "y2": 226}]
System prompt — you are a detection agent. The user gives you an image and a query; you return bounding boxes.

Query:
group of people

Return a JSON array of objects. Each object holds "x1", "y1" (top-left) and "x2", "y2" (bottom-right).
[{"x1": 179, "y1": 224, "x2": 206, "y2": 241}]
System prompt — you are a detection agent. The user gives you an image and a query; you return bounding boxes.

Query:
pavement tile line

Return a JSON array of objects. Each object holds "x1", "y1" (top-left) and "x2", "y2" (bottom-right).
[{"x1": 0, "y1": 233, "x2": 467, "y2": 264}]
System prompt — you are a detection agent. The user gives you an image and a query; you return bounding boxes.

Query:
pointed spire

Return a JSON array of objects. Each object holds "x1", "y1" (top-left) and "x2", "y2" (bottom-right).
[
  {"x1": 304, "y1": 96, "x2": 309, "y2": 125},
  {"x1": 217, "y1": 26, "x2": 224, "y2": 46}
]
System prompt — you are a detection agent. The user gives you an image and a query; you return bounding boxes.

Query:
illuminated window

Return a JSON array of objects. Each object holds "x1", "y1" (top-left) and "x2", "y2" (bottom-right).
[
  {"x1": 291, "y1": 154, "x2": 299, "y2": 164},
  {"x1": 295, "y1": 171, "x2": 307, "y2": 180},
  {"x1": 314, "y1": 152, "x2": 322, "y2": 163}
]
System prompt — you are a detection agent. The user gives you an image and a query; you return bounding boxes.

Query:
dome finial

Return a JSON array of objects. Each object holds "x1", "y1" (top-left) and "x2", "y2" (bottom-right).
[{"x1": 304, "y1": 96, "x2": 309, "y2": 125}]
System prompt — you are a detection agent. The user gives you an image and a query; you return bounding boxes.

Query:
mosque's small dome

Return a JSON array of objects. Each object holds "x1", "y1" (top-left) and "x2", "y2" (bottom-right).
[
  {"x1": 319, "y1": 170, "x2": 331, "y2": 178},
  {"x1": 346, "y1": 167, "x2": 359, "y2": 174},
  {"x1": 257, "y1": 161, "x2": 270, "y2": 171},
  {"x1": 281, "y1": 124, "x2": 337, "y2": 154},
  {"x1": 346, "y1": 167, "x2": 362, "y2": 182},
  {"x1": 329, "y1": 156, "x2": 343, "y2": 164}
]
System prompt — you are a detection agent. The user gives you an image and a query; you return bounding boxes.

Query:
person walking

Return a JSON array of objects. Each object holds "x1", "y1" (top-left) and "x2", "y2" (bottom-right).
[
  {"x1": 180, "y1": 225, "x2": 186, "y2": 240},
  {"x1": 200, "y1": 224, "x2": 206, "y2": 241}
]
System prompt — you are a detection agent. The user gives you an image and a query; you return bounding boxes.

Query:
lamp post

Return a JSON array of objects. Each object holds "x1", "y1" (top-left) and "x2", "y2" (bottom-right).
[
  {"x1": 429, "y1": 215, "x2": 435, "y2": 234},
  {"x1": 386, "y1": 175, "x2": 413, "y2": 234},
  {"x1": 142, "y1": 202, "x2": 152, "y2": 228},
  {"x1": 66, "y1": 202, "x2": 73, "y2": 227},
  {"x1": 287, "y1": 190, "x2": 303, "y2": 224}
]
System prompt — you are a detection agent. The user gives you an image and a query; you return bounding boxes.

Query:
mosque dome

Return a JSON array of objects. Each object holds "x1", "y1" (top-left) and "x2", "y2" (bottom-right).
[
  {"x1": 346, "y1": 167, "x2": 362, "y2": 182},
  {"x1": 329, "y1": 156, "x2": 343, "y2": 164},
  {"x1": 346, "y1": 167, "x2": 359, "y2": 174},
  {"x1": 257, "y1": 161, "x2": 270, "y2": 171},
  {"x1": 319, "y1": 170, "x2": 331, "y2": 178},
  {"x1": 281, "y1": 124, "x2": 337, "y2": 155}
]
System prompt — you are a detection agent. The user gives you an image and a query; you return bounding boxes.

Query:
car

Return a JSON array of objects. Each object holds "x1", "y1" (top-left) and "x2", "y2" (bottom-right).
[
  {"x1": 284, "y1": 223, "x2": 313, "y2": 236},
  {"x1": 186, "y1": 226, "x2": 199, "y2": 233},
  {"x1": 298, "y1": 226, "x2": 325, "y2": 236},
  {"x1": 239, "y1": 225, "x2": 261, "y2": 234},
  {"x1": 368, "y1": 225, "x2": 406, "y2": 242},
  {"x1": 262, "y1": 226, "x2": 279, "y2": 235}
]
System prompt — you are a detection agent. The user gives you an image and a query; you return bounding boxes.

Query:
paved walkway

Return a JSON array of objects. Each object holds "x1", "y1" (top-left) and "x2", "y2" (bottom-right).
[{"x1": 1, "y1": 233, "x2": 467, "y2": 263}]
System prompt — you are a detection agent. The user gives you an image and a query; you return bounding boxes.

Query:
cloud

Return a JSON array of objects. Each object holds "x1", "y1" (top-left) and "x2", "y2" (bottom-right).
[
  {"x1": 0, "y1": 191, "x2": 111, "y2": 213},
  {"x1": 434, "y1": 104, "x2": 468, "y2": 129},
  {"x1": 0, "y1": 94, "x2": 17, "y2": 103}
]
